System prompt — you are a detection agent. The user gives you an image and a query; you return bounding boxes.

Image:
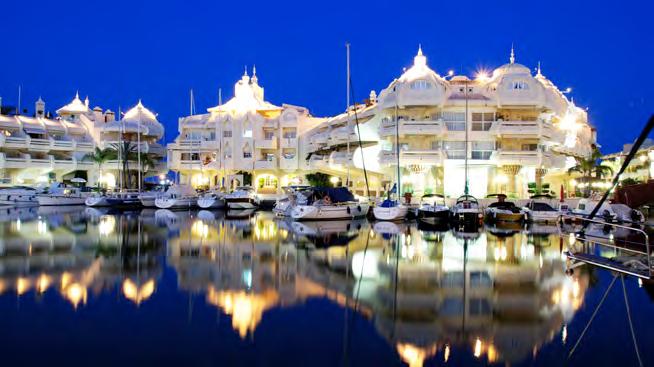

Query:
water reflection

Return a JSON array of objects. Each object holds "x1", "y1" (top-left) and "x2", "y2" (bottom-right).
[{"x1": 0, "y1": 206, "x2": 590, "y2": 365}]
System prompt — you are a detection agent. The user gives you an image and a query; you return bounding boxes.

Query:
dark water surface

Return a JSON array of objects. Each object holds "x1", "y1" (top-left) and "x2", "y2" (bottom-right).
[{"x1": 0, "y1": 206, "x2": 652, "y2": 366}]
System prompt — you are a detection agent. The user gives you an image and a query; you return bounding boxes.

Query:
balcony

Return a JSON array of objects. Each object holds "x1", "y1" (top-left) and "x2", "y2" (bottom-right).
[
  {"x1": 379, "y1": 119, "x2": 446, "y2": 137},
  {"x1": 255, "y1": 139, "x2": 277, "y2": 150},
  {"x1": 308, "y1": 154, "x2": 328, "y2": 168},
  {"x1": 379, "y1": 150, "x2": 444, "y2": 166},
  {"x1": 329, "y1": 126, "x2": 356, "y2": 145},
  {"x1": 280, "y1": 155, "x2": 297, "y2": 170},
  {"x1": 28, "y1": 138, "x2": 51, "y2": 152},
  {"x1": 494, "y1": 149, "x2": 550, "y2": 166},
  {"x1": 280, "y1": 137, "x2": 297, "y2": 148},
  {"x1": 254, "y1": 157, "x2": 277, "y2": 170},
  {"x1": 50, "y1": 138, "x2": 75, "y2": 150},
  {"x1": 490, "y1": 120, "x2": 542, "y2": 137},
  {"x1": 310, "y1": 131, "x2": 329, "y2": 145},
  {"x1": 3, "y1": 136, "x2": 27, "y2": 148},
  {"x1": 329, "y1": 151, "x2": 353, "y2": 166}
]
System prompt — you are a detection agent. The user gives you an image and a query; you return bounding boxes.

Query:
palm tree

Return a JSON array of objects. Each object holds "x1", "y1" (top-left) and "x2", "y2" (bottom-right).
[
  {"x1": 84, "y1": 147, "x2": 114, "y2": 188},
  {"x1": 568, "y1": 146, "x2": 614, "y2": 197},
  {"x1": 109, "y1": 141, "x2": 138, "y2": 189}
]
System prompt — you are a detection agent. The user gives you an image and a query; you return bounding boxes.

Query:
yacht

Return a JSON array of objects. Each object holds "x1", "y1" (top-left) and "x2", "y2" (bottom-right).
[
  {"x1": 523, "y1": 195, "x2": 560, "y2": 223},
  {"x1": 197, "y1": 189, "x2": 226, "y2": 209},
  {"x1": 610, "y1": 203, "x2": 645, "y2": 224},
  {"x1": 416, "y1": 194, "x2": 450, "y2": 225},
  {"x1": 225, "y1": 186, "x2": 260, "y2": 210},
  {"x1": 154, "y1": 185, "x2": 198, "y2": 209},
  {"x1": 450, "y1": 195, "x2": 483, "y2": 224},
  {"x1": 372, "y1": 199, "x2": 408, "y2": 221},
  {"x1": 572, "y1": 198, "x2": 617, "y2": 222},
  {"x1": 37, "y1": 185, "x2": 88, "y2": 206},
  {"x1": 85, "y1": 193, "x2": 110, "y2": 207},
  {"x1": 0, "y1": 186, "x2": 39, "y2": 206},
  {"x1": 106, "y1": 191, "x2": 142, "y2": 206},
  {"x1": 289, "y1": 187, "x2": 370, "y2": 221},
  {"x1": 273, "y1": 185, "x2": 311, "y2": 216},
  {"x1": 485, "y1": 194, "x2": 527, "y2": 223}
]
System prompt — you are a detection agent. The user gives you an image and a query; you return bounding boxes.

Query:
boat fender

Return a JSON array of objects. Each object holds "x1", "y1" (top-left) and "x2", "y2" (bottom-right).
[
  {"x1": 357, "y1": 205, "x2": 361, "y2": 212},
  {"x1": 347, "y1": 206, "x2": 351, "y2": 214}
]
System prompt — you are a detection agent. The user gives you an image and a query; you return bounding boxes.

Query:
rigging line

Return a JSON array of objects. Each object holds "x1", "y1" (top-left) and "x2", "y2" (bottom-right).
[
  {"x1": 348, "y1": 78, "x2": 370, "y2": 198},
  {"x1": 568, "y1": 273, "x2": 618, "y2": 360},
  {"x1": 581, "y1": 115, "x2": 654, "y2": 231},
  {"x1": 391, "y1": 232, "x2": 401, "y2": 339},
  {"x1": 621, "y1": 275, "x2": 644, "y2": 367},
  {"x1": 353, "y1": 228, "x2": 372, "y2": 313}
]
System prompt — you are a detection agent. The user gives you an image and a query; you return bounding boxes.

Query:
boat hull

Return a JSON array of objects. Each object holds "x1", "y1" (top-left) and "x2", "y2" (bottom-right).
[
  {"x1": 486, "y1": 209, "x2": 526, "y2": 223},
  {"x1": 417, "y1": 208, "x2": 450, "y2": 225},
  {"x1": 198, "y1": 197, "x2": 226, "y2": 209},
  {"x1": 154, "y1": 197, "x2": 197, "y2": 209},
  {"x1": 38, "y1": 195, "x2": 86, "y2": 206},
  {"x1": 85, "y1": 196, "x2": 110, "y2": 207},
  {"x1": 291, "y1": 202, "x2": 370, "y2": 221},
  {"x1": 373, "y1": 205, "x2": 408, "y2": 221}
]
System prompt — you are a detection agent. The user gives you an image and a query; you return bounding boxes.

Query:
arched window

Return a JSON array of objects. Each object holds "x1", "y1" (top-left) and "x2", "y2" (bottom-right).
[
  {"x1": 410, "y1": 80, "x2": 432, "y2": 90},
  {"x1": 510, "y1": 81, "x2": 529, "y2": 90},
  {"x1": 243, "y1": 120, "x2": 252, "y2": 138},
  {"x1": 243, "y1": 142, "x2": 252, "y2": 158}
]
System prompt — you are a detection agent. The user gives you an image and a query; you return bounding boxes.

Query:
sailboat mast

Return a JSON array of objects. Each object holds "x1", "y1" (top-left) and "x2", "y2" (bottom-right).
[
  {"x1": 395, "y1": 102, "x2": 401, "y2": 198},
  {"x1": 218, "y1": 88, "x2": 224, "y2": 188},
  {"x1": 464, "y1": 80, "x2": 469, "y2": 196},
  {"x1": 137, "y1": 102, "x2": 142, "y2": 193},
  {"x1": 118, "y1": 106, "x2": 123, "y2": 190},
  {"x1": 346, "y1": 42, "x2": 351, "y2": 187}
]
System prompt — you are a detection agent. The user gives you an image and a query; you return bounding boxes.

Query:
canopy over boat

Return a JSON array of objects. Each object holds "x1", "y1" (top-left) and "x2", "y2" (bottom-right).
[{"x1": 306, "y1": 187, "x2": 355, "y2": 203}]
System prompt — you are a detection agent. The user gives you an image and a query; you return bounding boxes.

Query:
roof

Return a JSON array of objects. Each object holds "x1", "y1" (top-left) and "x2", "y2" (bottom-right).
[
  {"x1": 56, "y1": 92, "x2": 90, "y2": 115},
  {"x1": 119, "y1": 100, "x2": 164, "y2": 138},
  {"x1": 207, "y1": 70, "x2": 281, "y2": 114}
]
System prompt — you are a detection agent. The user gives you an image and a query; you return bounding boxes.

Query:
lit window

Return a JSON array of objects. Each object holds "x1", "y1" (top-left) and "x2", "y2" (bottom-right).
[
  {"x1": 410, "y1": 80, "x2": 432, "y2": 90},
  {"x1": 511, "y1": 81, "x2": 529, "y2": 90}
]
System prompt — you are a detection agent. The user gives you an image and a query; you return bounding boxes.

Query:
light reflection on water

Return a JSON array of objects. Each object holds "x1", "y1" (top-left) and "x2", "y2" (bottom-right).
[{"x1": 0, "y1": 205, "x2": 651, "y2": 366}]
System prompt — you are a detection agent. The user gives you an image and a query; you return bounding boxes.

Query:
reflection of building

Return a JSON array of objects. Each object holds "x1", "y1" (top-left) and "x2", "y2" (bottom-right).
[
  {"x1": 303, "y1": 47, "x2": 596, "y2": 198},
  {"x1": 166, "y1": 68, "x2": 324, "y2": 194},
  {"x1": 0, "y1": 209, "x2": 165, "y2": 307},
  {"x1": 0, "y1": 94, "x2": 165, "y2": 187}
]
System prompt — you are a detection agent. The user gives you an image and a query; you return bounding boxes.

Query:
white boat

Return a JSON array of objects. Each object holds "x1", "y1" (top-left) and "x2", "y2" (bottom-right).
[
  {"x1": 572, "y1": 198, "x2": 617, "y2": 222},
  {"x1": 523, "y1": 195, "x2": 560, "y2": 223},
  {"x1": 451, "y1": 195, "x2": 483, "y2": 224},
  {"x1": 154, "y1": 185, "x2": 198, "y2": 209},
  {"x1": 372, "y1": 199, "x2": 408, "y2": 221},
  {"x1": 37, "y1": 186, "x2": 88, "y2": 206},
  {"x1": 85, "y1": 193, "x2": 110, "y2": 207},
  {"x1": 225, "y1": 186, "x2": 260, "y2": 209},
  {"x1": 289, "y1": 187, "x2": 370, "y2": 221},
  {"x1": 139, "y1": 190, "x2": 163, "y2": 207},
  {"x1": 106, "y1": 191, "x2": 141, "y2": 206},
  {"x1": 0, "y1": 186, "x2": 39, "y2": 206},
  {"x1": 197, "y1": 190, "x2": 226, "y2": 209},
  {"x1": 610, "y1": 203, "x2": 645, "y2": 224},
  {"x1": 273, "y1": 186, "x2": 311, "y2": 216},
  {"x1": 416, "y1": 194, "x2": 450, "y2": 225}
]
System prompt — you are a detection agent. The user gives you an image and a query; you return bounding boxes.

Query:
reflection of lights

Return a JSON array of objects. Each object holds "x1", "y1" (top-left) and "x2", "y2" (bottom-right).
[
  {"x1": 15, "y1": 219, "x2": 21, "y2": 231},
  {"x1": 37, "y1": 220, "x2": 48, "y2": 235},
  {"x1": 351, "y1": 250, "x2": 380, "y2": 279},
  {"x1": 568, "y1": 233, "x2": 576, "y2": 246},
  {"x1": 329, "y1": 176, "x2": 339, "y2": 185},
  {"x1": 37, "y1": 274, "x2": 51, "y2": 293},
  {"x1": 98, "y1": 215, "x2": 116, "y2": 236},
  {"x1": 638, "y1": 278, "x2": 643, "y2": 288},
  {"x1": 16, "y1": 277, "x2": 30, "y2": 296},
  {"x1": 487, "y1": 344, "x2": 497, "y2": 363},
  {"x1": 206, "y1": 288, "x2": 278, "y2": 339},
  {"x1": 443, "y1": 344, "x2": 450, "y2": 363},
  {"x1": 242, "y1": 269, "x2": 253, "y2": 289},
  {"x1": 396, "y1": 343, "x2": 436, "y2": 367},
  {"x1": 64, "y1": 283, "x2": 87, "y2": 308},
  {"x1": 0, "y1": 280, "x2": 5, "y2": 294},
  {"x1": 562, "y1": 325, "x2": 568, "y2": 344},
  {"x1": 191, "y1": 220, "x2": 209, "y2": 239},
  {"x1": 122, "y1": 279, "x2": 156, "y2": 305},
  {"x1": 474, "y1": 338, "x2": 482, "y2": 358}
]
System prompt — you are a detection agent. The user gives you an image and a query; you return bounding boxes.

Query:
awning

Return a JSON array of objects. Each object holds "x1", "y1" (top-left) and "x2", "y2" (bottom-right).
[
  {"x1": 41, "y1": 118, "x2": 66, "y2": 133},
  {"x1": 0, "y1": 115, "x2": 20, "y2": 130},
  {"x1": 18, "y1": 116, "x2": 46, "y2": 134}
]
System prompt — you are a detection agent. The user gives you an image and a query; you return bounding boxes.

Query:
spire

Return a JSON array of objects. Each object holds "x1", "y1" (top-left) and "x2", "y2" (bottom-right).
[
  {"x1": 536, "y1": 61, "x2": 542, "y2": 76},
  {"x1": 84, "y1": 95, "x2": 89, "y2": 107},
  {"x1": 414, "y1": 44, "x2": 427, "y2": 67},
  {"x1": 510, "y1": 44, "x2": 515, "y2": 64},
  {"x1": 252, "y1": 64, "x2": 257, "y2": 77},
  {"x1": 243, "y1": 65, "x2": 248, "y2": 77},
  {"x1": 75, "y1": 90, "x2": 80, "y2": 100}
]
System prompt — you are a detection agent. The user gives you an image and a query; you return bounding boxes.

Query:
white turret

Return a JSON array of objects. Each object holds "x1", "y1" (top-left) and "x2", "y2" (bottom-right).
[{"x1": 35, "y1": 97, "x2": 45, "y2": 117}]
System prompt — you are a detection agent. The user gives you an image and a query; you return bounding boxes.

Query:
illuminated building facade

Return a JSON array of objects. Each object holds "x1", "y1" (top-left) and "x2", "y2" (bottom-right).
[
  {"x1": 304, "y1": 47, "x2": 597, "y2": 198},
  {"x1": 166, "y1": 67, "x2": 325, "y2": 196},
  {"x1": 0, "y1": 93, "x2": 166, "y2": 187}
]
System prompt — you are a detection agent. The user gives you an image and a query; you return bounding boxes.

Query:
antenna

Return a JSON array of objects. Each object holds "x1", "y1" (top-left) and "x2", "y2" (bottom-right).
[{"x1": 17, "y1": 85, "x2": 21, "y2": 115}]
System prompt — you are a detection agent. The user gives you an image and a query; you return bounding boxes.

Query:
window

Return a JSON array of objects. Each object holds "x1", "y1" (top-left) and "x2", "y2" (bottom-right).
[
  {"x1": 410, "y1": 79, "x2": 432, "y2": 90},
  {"x1": 223, "y1": 130, "x2": 232, "y2": 138},
  {"x1": 283, "y1": 128, "x2": 297, "y2": 139},
  {"x1": 472, "y1": 141, "x2": 495, "y2": 160},
  {"x1": 511, "y1": 81, "x2": 529, "y2": 90},
  {"x1": 243, "y1": 129, "x2": 252, "y2": 138},
  {"x1": 243, "y1": 152, "x2": 252, "y2": 158},
  {"x1": 521, "y1": 143, "x2": 539, "y2": 151},
  {"x1": 469, "y1": 298, "x2": 491, "y2": 316},
  {"x1": 444, "y1": 141, "x2": 466, "y2": 159},
  {"x1": 471, "y1": 112, "x2": 495, "y2": 131},
  {"x1": 264, "y1": 131, "x2": 275, "y2": 140}
]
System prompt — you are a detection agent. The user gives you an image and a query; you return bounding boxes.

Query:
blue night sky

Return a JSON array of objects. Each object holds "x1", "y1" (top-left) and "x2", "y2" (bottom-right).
[{"x1": 0, "y1": 0, "x2": 652, "y2": 153}]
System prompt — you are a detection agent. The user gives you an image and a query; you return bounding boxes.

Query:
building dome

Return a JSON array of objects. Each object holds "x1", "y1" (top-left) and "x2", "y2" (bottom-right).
[
  {"x1": 117, "y1": 100, "x2": 164, "y2": 138},
  {"x1": 56, "y1": 92, "x2": 90, "y2": 115}
]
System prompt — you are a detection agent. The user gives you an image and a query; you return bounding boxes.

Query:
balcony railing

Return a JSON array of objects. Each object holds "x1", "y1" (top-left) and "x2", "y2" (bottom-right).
[
  {"x1": 380, "y1": 119, "x2": 446, "y2": 136},
  {"x1": 379, "y1": 150, "x2": 444, "y2": 165},
  {"x1": 254, "y1": 157, "x2": 277, "y2": 170}
]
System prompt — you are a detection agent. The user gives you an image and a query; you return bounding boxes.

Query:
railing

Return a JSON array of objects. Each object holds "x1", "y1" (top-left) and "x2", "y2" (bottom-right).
[
  {"x1": 490, "y1": 120, "x2": 543, "y2": 136},
  {"x1": 254, "y1": 158, "x2": 277, "y2": 169},
  {"x1": 495, "y1": 149, "x2": 545, "y2": 165},
  {"x1": 380, "y1": 119, "x2": 445, "y2": 136},
  {"x1": 379, "y1": 150, "x2": 443, "y2": 165},
  {"x1": 255, "y1": 139, "x2": 277, "y2": 149},
  {"x1": 280, "y1": 137, "x2": 297, "y2": 148},
  {"x1": 560, "y1": 214, "x2": 651, "y2": 279}
]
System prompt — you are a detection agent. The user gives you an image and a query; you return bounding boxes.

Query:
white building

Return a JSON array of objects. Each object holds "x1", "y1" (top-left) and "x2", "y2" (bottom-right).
[
  {"x1": 0, "y1": 93, "x2": 166, "y2": 187},
  {"x1": 167, "y1": 67, "x2": 324, "y2": 196},
  {"x1": 304, "y1": 47, "x2": 596, "y2": 199}
]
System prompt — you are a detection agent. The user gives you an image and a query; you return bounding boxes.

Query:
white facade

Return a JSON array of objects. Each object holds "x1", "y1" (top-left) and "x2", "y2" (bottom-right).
[
  {"x1": 167, "y1": 68, "x2": 324, "y2": 195},
  {"x1": 0, "y1": 93, "x2": 166, "y2": 187},
  {"x1": 304, "y1": 47, "x2": 596, "y2": 198}
]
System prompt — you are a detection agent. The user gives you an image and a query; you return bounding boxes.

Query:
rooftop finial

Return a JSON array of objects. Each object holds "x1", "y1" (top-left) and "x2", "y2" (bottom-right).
[
  {"x1": 413, "y1": 44, "x2": 427, "y2": 67},
  {"x1": 417, "y1": 44, "x2": 423, "y2": 56},
  {"x1": 75, "y1": 90, "x2": 80, "y2": 100},
  {"x1": 243, "y1": 65, "x2": 248, "y2": 77},
  {"x1": 510, "y1": 43, "x2": 515, "y2": 64},
  {"x1": 252, "y1": 64, "x2": 257, "y2": 76},
  {"x1": 536, "y1": 61, "x2": 542, "y2": 76}
]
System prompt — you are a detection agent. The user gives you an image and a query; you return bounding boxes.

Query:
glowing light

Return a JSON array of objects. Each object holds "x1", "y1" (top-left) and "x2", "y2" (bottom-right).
[
  {"x1": 570, "y1": 179, "x2": 578, "y2": 187},
  {"x1": 122, "y1": 279, "x2": 156, "y2": 305},
  {"x1": 37, "y1": 274, "x2": 51, "y2": 293},
  {"x1": 191, "y1": 220, "x2": 210, "y2": 239},
  {"x1": 443, "y1": 344, "x2": 450, "y2": 363},
  {"x1": 474, "y1": 338, "x2": 482, "y2": 358},
  {"x1": 639, "y1": 155, "x2": 648, "y2": 163},
  {"x1": 37, "y1": 220, "x2": 48, "y2": 235},
  {"x1": 494, "y1": 173, "x2": 508, "y2": 185},
  {"x1": 475, "y1": 69, "x2": 490, "y2": 81},
  {"x1": 98, "y1": 215, "x2": 116, "y2": 236},
  {"x1": 396, "y1": 344, "x2": 436, "y2": 367},
  {"x1": 206, "y1": 288, "x2": 278, "y2": 339},
  {"x1": 64, "y1": 283, "x2": 87, "y2": 308},
  {"x1": 330, "y1": 176, "x2": 340, "y2": 185},
  {"x1": 16, "y1": 277, "x2": 30, "y2": 296},
  {"x1": 568, "y1": 233, "x2": 576, "y2": 246}
]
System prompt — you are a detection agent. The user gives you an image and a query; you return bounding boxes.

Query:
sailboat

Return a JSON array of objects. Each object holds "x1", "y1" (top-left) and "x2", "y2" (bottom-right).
[
  {"x1": 373, "y1": 96, "x2": 408, "y2": 221},
  {"x1": 450, "y1": 79, "x2": 483, "y2": 225}
]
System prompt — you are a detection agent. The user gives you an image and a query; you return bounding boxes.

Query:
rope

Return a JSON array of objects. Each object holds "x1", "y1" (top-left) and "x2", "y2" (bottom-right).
[
  {"x1": 621, "y1": 275, "x2": 643, "y2": 367},
  {"x1": 568, "y1": 274, "x2": 618, "y2": 359}
]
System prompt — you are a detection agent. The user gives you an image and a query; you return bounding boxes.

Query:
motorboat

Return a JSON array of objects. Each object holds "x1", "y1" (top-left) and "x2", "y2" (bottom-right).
[
  {"x1": 416, "y1": 194, "x2": 450, "y2": 225},
  {"x1": 289, "y1": 187, "x2": 370, "y2": 221},
  {"x1": 197, "y1": 190, "x2": 226, "y2": 209},
  {"x1": 154, "y1": 185, "x2": 198, "y2": 209},
  {"x1": 610, "y1": 203, "x2": 645, "y2": 224},
  {"x1": 523, "y1": 195, "x2": 560, "y2": 223},
  {"x1": 106, "y1": 191, "x2": 142, "y2": 206},
  {"x1": 225, "y1": 186, "x2": 260, "y2": 210},
  {"x1": 273, "y1": 186, "x2": 311, "y2": 216},
  {"x1": 138, "y1": 186, "x2": 167, "y2": 207},
  {"x1": 571, "y1": 198, "x2": 617, "y2": 222},
  {"x1": 373, "y1": 199, "x2": 408, "y2": 221},
  {"x1": 450, "y1": 195, "x2": 483, "y2": 224},
  {"x1": 37, "y1": 185, "x2": 88, "y2": 206},
  {"x1": 85, "y1": 193, "x2": 110, "y2": 207},
  {"x1": 0, "y1": 186, "x2": 39, "y2": 206},
  {"x1": 485, "y1": 194, "x2": 527, "y2": 223}
]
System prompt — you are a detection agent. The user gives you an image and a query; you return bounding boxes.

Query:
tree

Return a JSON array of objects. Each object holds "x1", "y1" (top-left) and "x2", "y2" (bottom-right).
[
  {"x1": 305, "y1": 172, "x2": 332, "y2": 187},
  {"x1": 84, "y1": 147, "x2": 113, "y2": 188},
  {"x1": 568, "y1": 146, "x2": 614, "y2": 197},
  {"x1": 109, "y1": 141, "x2": 138, "y2": 189}
]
